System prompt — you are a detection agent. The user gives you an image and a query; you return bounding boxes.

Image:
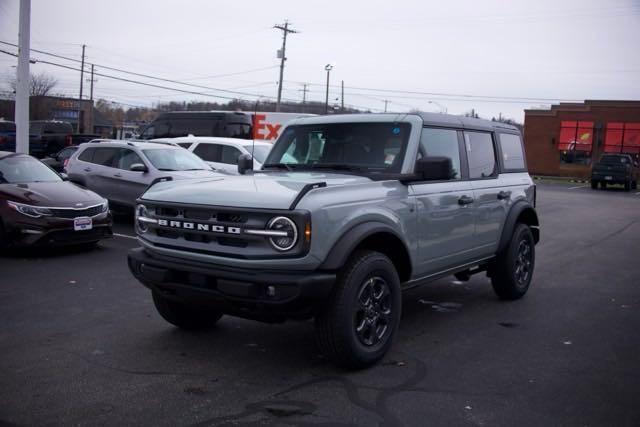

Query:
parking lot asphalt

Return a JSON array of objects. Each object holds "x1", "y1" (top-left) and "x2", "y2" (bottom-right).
[{"x1": 1, "y1": 183, "x2": 639, "y2": 426}]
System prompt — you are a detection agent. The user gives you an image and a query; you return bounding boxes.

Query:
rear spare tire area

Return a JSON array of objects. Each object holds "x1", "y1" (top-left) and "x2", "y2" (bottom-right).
[
  {"x1": 491, "y1": 223, "x2": 536, "y2": 300},
  {"x1": 315, "y1": 250, "x2": 401, "y2": 369}
]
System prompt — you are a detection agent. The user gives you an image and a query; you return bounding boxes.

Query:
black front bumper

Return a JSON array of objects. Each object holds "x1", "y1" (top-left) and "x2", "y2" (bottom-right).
[{"x1": 128, "y1": 247, "x2": 336, "y2": 321}]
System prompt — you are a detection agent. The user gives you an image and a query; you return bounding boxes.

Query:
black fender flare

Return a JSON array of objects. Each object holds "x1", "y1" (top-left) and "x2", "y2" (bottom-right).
[
  {"x1": 319, "y1": 221, "x2": 410, "y2": 271},
  {"x1": 497, "y1": 200, "x2": 540, "y2": 253}
]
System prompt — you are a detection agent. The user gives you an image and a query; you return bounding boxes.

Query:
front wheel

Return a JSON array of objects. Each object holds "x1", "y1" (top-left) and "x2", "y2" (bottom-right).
[
  {"x1": 590, "y1": 180, "x2": 598, "y2": 189},
  {"x1": 315, "y1": 250, "x2": 401, "y2": 369},
  {"x1": 601, "y1": 181, "x2": 607, "y2": 190},
  {"x1": 152, "y1": 291, "x2": 223, "y2": 330},
  {"x1": 624, "y1": 180, "x2": 631, "y2": 191},
  {"x1": 491, "y1": 223, "x2": 535, "y2": 300}
]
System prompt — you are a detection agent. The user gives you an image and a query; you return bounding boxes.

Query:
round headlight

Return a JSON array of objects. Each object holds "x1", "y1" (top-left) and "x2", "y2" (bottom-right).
[
  {"x1": 267, "y1": 216, "x2": 298, "y2": 251},
  {"x1": 136, "y1": 204, "x2": 149, "y2": 233}
]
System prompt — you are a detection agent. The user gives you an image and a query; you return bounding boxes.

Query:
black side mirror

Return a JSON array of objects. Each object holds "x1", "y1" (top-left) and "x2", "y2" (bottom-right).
[
  {"x1": 237, "y1": 153, "x2": 253, "y2": 175},
  {"x1": 130, "y1": 163, "x2": 148, "y2": 173},
  {"x1": 415, "y1": 156, "x2": 453, "y2": 181}
]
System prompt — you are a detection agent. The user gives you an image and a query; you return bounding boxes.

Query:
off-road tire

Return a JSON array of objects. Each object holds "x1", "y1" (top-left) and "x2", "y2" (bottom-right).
[
  {"x1": 590, "y1": 180, "x2": 597, "y2": 189},
  {"x1": 491, "y1": 223, "x2": 535, "y2": 300},
  {"x1": 315, "y1": 250, "x2": 401, "y2": 369},
  {"x1": 152, "y1": 291, "x2": 223, "y2": 330}
]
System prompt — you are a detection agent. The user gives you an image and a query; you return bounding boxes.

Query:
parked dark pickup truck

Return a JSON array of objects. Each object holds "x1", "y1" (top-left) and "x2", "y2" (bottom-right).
[
  {"x1": 591, "y1": 154, "x2": 639, "y2": 191},
  {"x1": 0, "y1": 120, "x2": 16, "y2": 152},
  {"x1": 29, "y1": 120, "x2": 74, "y2": 158}
]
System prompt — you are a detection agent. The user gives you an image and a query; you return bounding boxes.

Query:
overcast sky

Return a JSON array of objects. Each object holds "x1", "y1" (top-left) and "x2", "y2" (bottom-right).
[{"x1": 1, "y1": 0, "x2": 639, "y2": 121}]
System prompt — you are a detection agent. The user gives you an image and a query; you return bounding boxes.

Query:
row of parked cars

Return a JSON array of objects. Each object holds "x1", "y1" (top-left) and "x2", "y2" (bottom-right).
[{"x1": 0, "y1": 134, "x2": 275, "y2": 248}]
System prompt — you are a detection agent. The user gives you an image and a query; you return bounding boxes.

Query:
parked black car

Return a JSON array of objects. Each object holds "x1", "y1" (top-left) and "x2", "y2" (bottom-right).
[
  {"x1": 591, "y1": 153, "x2": 639, "y2": 191},
  {"x1": 0, "y1": 151, "x2": 112, "y2": 248},
  {"x1": 40, "y1": 146, "x2": 79, "y2": 172}
]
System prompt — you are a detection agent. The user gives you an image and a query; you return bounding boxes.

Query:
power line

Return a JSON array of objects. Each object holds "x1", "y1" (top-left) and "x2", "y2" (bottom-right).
[{"x1": 0, "y1": 40, "x2": 298, "y2": 102}]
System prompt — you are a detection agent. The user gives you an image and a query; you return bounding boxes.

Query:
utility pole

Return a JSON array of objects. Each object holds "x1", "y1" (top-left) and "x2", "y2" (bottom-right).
[
  {"x1": 299, "y1": 83, "x2": 308, "y2": 113},
  {"x1": 87, "y1": 64, "x2": 96, "y2": 134},
  {"x1": 274, "y1": 21, "x2": 297, "y2": 112},
  {"x1": 341, "y1": 80, "x2": 344, "y2": 112},
  {"x1": 15, "y1": 0, "x2": 31, "y2": 154},
  {"x1": 384, "y1": 100, "x2": 389, "y2": 113},
  {"x1": 77, "y1": 44, "x2": 86, "y2": 132},
  {"x1": 300, "y1": 83, "x2": 308, "y2": 104},
  {"x1": 88, "y1": 64, "x2": 95, "y2": 100}
]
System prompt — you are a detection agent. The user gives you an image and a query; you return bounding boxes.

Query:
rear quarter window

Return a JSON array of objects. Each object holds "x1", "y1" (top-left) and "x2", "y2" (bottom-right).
[{"x1": 498, "y1": 133, "x2": 526, "y2": 171}]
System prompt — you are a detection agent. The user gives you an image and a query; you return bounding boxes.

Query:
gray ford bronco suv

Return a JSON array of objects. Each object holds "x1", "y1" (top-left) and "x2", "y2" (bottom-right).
[{"x1": 128, "y1": 113, "x2": 539, "y2": 369}]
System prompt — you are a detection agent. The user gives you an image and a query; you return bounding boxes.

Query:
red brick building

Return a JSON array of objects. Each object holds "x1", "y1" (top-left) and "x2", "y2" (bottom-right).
[{"x1": 524, "y1": 100, "x2": 640, "y2": 178}]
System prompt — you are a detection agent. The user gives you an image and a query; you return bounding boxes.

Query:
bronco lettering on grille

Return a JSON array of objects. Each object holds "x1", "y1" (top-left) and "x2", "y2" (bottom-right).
[{"x1": 157, "y1": 219, "x2": 241, "y2": 234}]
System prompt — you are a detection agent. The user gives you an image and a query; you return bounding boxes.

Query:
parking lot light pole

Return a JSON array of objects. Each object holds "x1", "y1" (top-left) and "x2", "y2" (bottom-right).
[
  {"x1": 324, "y1": 64, "x2": 333, "y2": 114},
  {"x1": 15, "y1": 0, "x2": 31, "y2": 154}
]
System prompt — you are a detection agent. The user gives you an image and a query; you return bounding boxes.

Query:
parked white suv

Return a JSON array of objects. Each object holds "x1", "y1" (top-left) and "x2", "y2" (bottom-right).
[{"x1": 151, "y1": 136, "x2": 272, "y2": 174}]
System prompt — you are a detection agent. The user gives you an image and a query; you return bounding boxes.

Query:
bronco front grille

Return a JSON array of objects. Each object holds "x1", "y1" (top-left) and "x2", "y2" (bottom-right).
[{"x1": 141, "y1": 202, "x2": 309, "y2": 259}]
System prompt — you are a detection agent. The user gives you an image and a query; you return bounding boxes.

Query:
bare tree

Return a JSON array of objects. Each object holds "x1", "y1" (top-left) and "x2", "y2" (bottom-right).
[{"x1": 9, "y1": 72, "x2": 59, "y2": 96}]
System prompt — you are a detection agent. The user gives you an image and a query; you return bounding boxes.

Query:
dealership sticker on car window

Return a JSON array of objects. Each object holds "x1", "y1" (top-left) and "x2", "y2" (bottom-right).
[{"x1": 74, "y1": 217, "x2": 93, "y2": 231}]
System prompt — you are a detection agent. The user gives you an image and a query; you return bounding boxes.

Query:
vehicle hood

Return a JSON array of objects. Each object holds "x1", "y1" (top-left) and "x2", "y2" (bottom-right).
[
  {"x1": 142, "y1": 172, "x2": 371, "y2": 209},
  {"x1": 0, "y1": 181, "x2": 104, "y2": 207},
  {"x1": 165, "y1": 169, "x2": 223, "y2": 180}
]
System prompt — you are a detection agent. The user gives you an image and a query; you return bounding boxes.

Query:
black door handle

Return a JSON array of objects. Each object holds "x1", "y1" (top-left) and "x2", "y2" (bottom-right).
[
  {"x1": 458, "y1": 195, "x2": 474, "y2": 206},
  {"x1": 497, "y1": 191, "x2": 511, "y2": 200}
]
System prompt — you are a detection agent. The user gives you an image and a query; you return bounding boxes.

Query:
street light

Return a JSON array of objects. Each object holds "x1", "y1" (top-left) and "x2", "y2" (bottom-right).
[
  {"x1": 324, "y1": 64, "x2": 333, "y2": 114},
  {"x1": 428, "y1": 100, "x2": 448, "y2": 114}
]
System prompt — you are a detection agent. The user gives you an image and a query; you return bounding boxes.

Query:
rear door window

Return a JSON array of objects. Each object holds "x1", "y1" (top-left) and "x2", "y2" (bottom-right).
[
  {"x1": 464, "y1": 131, "x2": 497, "y2": 179},
  {"x1": 220, "y1": 145, "x2": 242, "y2": 165},
  {"x1": 91, "y1": 147, "x2": 119, "y2": 168},
  {"x1": 193, "y1": 143, "x2": 221, "y2": 162},
  {"x1": 498, "y1": 133, "x2": 526, "y2": 170}
]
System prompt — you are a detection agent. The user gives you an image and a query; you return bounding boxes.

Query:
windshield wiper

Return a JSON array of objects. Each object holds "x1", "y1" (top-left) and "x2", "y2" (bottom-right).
[
  {"x1": 309, "y1": 163, "x2": 363, "y2": 171},
  {"x1": 157, "y1": 168, "x2": 177, "y2": 171},
  {"x1": 183, "y1": 168, "x2": 207, "y2": 171},
  {"x1": 262, "y1": 163, "x2": 294, "y2": 171}
]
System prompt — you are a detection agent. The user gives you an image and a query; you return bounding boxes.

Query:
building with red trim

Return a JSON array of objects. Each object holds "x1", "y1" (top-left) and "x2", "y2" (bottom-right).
[{"x1": 523, "y1": 100, "x2": 640, "y2": 178}]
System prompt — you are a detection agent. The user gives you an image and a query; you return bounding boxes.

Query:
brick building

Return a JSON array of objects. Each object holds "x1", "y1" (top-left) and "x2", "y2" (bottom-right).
[
  {"x1": 0, "y1": 95, "x2": 113, "y2": 136},
  {"x1": 524, "y1": 100, "x2": 640, "y2": 178}
]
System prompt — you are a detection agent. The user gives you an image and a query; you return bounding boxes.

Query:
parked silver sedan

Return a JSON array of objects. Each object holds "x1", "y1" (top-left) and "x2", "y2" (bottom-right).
[{"x1": 66, "y1": 140, "x2": 223, "y2": 207}]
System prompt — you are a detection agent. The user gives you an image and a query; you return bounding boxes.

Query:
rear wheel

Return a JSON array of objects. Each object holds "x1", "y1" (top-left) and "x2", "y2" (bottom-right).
[
  {"x1": 632, "y1": 181, "x2": 638, "y2": 190},
  {"x1": 315, "y1": 250, "x2": 401, "y2": 369},
  {"x1": 491, "y1": 223, "x2": 535, "y2": 300},
  {"x1": 624, "y1": 180, "x2": 631, "y2": 191},
  {"x1": 590, "y1": 180, "x2": 598, "y2": 189},
  {"x1": 601, "y1": 181, "x2": 607, "y2": 190},
  {"x1": 152, "y1": 291, "x2": 223, "y2": 330}
]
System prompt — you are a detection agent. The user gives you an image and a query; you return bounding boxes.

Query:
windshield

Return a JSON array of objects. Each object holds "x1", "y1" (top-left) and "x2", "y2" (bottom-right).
[
  {"x1": 0, "y1": 155, "x2": 62, "y2": 184},
  {"x1": 142, "y1": 148, "x2": 210, "y2": 171},
  {"x1": 264, "y1": 123, "x2": 411, "y2": 173},
  {"x1": 244, "y1": 145, "x2": 270, "y2": 164}
]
